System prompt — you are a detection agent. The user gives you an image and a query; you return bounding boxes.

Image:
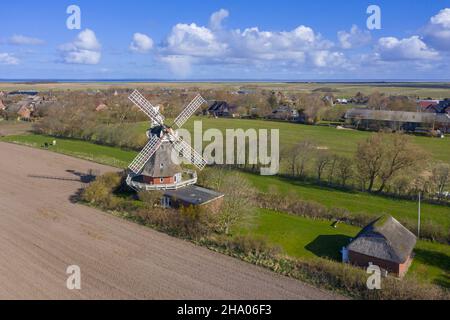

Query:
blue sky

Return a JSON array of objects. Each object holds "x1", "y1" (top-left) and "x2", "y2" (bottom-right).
[{"x1": 1, "y1": 0, "x2": 450, "y2": 80}]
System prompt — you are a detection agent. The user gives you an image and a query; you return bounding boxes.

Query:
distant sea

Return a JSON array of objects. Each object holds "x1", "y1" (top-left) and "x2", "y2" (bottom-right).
[{"x1": 0, "y1": 79, "x2": 449, "y2": 83}]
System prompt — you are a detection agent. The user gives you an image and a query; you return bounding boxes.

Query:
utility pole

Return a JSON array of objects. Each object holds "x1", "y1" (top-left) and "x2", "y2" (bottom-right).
[{"x1": 418, "y1": 192, "x2": 421, "y2": 238}]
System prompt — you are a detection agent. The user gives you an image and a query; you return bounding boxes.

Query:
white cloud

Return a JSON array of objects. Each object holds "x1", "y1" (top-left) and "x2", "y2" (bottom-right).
[
  {"x1": 337, "y1": 25, "x2": 371, "y2": 49},
  {"x1": 130, "y1": 33, "x2": 154, "y2": 53},
  {"x1": 0, "y1": 53, "x2": 19, "y2": 65},
  {"x1": 164, "y1": 23, "x2": 227, "y2": 57},
  {"x1": 60, "y1": 29, "x2": 101, "y2": 64},
  {"x1": 376, "y1": 36, "x2": 439, "y2": 61},
  {"x1": 159, "y1": 10, "x2": 345, "y2": 76},
  {"x1": 9, "y1": 35, "x2": 45, "y2": 46},
  {"x1": 423, "y1": 8, "x2": 450, "y2": 51},
  {"x1": 209, "y1": 9, "x2": 229, "y2": 30}
]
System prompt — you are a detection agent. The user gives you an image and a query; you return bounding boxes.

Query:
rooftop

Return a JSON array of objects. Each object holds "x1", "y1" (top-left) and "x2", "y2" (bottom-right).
[
  {"x1": 164, "y1": 185, "x2": 224, "y2": 206},
  {"x1": 347, "y1": 215, "x2": 417, "y2": 264}
]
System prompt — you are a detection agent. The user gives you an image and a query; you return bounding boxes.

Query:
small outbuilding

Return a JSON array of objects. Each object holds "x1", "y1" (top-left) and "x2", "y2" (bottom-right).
[
  {"x1": 344, "y1": 215, "x2": 416, "y2": 277},
  {"x1": 162, "y1": 185, "x2": 224, "y2": 211}
]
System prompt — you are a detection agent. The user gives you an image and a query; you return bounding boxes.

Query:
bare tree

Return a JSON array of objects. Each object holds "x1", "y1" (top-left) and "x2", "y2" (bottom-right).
[
  {"x1": 355, "y1": 132, "x2": 428, "y2": 193},
  {"x1": 315, "y1": 150, "x2": 331, "y2": 182},
  {"x1": 336, "y1": 156, "x2": 354, "y2": 187},
  {"x1": 431, "y1": 163, "x2": 450, "y2": 200}
]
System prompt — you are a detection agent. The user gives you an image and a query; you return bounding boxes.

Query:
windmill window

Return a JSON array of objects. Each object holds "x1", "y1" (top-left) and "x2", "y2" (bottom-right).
[
  {"x1": 160, "y1": 178, "x2": 164, "y2": 183},
  {"x1": 160, "y1": 163, "x2": 164, "y2": 169}
]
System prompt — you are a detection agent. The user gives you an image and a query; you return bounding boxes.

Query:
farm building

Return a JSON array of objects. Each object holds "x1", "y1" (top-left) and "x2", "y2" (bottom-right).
[
  {"x1": 205, "y1": 101, "x2": 238, "y2": 117},
  {"x1": 343, "y1": 215, "x2": 416, "y2": 277},
  {"x1": 345, "y1": 108, "x2": 450, "y2": 133},
  {"x1": 8, "y1": 90, "x2": 38, "y2": 96}
]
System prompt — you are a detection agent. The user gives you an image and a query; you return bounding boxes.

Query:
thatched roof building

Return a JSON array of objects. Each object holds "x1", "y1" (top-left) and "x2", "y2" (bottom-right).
[{"x1": 345, "y1": 215, "x2": 416, "y2": 277}]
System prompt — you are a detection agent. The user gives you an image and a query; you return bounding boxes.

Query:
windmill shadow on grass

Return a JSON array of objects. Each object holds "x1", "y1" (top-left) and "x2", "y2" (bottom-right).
[{"x1": 305, "y1": 234, "x2": 352, "y2": 261}]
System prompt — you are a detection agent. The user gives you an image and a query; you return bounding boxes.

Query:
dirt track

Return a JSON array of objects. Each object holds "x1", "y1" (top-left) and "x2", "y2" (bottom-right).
[{"x1": 0, "y1": 142, "x2": 343, "y2": 300}]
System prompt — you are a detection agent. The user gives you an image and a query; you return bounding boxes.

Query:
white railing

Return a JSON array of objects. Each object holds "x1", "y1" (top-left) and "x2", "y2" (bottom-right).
[{"x1": 126, "y1": 170, "x2": 197, "y2": 191}]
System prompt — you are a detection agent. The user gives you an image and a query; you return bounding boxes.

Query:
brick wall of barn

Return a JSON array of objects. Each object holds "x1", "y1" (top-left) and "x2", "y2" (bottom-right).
[{"x1": 348, "y1": 250, "x2": 401, "y2": 276}]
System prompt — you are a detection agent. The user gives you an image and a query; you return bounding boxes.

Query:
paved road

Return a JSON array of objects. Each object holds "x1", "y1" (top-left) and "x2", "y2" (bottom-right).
[{"x1": 0, "y1": 142, "x2": 343, "y2": 299}]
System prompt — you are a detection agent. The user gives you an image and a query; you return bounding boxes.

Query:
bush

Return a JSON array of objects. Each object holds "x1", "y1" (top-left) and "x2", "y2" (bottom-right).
[{"x1": 136, "y1": 205, "x2": 212, "y2": 239}]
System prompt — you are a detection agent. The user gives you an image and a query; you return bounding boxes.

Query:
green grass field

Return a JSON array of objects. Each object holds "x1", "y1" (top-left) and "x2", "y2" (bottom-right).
[
  {"x1": 1, "y1": 133, "x2": 448, "y2": 287},
  {"x1": 238, "y1": 209, "x2": 449, "y2": 287},
  {"x1": 133, "y1": 117, "x2": 450, "y2": 162},
  {"x1": 245, "y1": 174, "x2": 450, "y2": 229},
  {"x1": 0, "y1": 134, "x2": 135, "y2": 168}
]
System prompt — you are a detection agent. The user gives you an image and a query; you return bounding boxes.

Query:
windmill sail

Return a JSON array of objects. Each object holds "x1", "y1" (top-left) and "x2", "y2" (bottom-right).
[
  {"x1": 173, "y1": 94, "x2": 207, "y2": 128},
  {"x1": 128, "y1": 135, "x2": 163, "y2": 174},
  {"x1": 129, "y1": 90, "x2": 165, "y2": 126},
  {"x1": 170, "y1": 134, "x2": 207, "y2": 170}
]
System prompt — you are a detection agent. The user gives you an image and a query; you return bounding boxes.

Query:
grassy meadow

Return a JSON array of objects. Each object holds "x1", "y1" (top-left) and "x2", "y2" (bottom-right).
[{"x1": 133, "y1": 118, "x2": 450, "y2": 162}]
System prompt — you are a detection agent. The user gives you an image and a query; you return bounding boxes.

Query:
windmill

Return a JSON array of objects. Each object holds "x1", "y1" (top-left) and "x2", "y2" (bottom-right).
[{"x1": 125, "y1": 90, "x2": 208, "y2": 191}]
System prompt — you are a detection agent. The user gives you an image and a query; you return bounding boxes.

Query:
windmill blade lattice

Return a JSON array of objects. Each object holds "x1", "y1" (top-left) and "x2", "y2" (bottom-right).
[
  {"x1": 129, "y1": 90, "x2": 165, "y2": 126},
  {"x1": 128, "y1": 135, "x2": 163, "y2": 174},
  {"x1": 173, "y1": 94, "x2": 207, "y2": 129},
  {"x1": 170, "y1": 133, "x2": 207, "y2": 170}
]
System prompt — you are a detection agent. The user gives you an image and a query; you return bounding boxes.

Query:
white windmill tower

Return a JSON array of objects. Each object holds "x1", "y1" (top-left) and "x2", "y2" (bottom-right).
[{"x1": 125, "y1": 90, "x2": 207, "y2": 191}]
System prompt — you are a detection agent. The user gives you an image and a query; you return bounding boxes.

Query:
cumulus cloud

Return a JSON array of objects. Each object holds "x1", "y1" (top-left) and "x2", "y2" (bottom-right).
[
  {"x1": 60, "y1": 29, "x2": 101, "y2": 64},
  {"x1": 9, "y1": 35, "x2": 45, "y2": 46},
  {"x1": 209, "y1": 9, "x2": 229, "y2": 30},
  {"x1": 423, "y1": 8, "x2": 450, "y2": 51},
  {"x1": 164, "y1": 23, "x2": 227, "y2": 57},
  {"x1": 337, "y1": 25, "x2": 371, "y2": 49},
  {"x1": 159, "y1": 10, "x2": 346, "y2": 76},
  {"x1": 0, "y1": 53, "x2": 19, "y2": 65},
  {"x1": 376, "y1": 36, "x2": 439, "y2": 61},
  {"x1": 130, "y1": 33, "x2": 154, "y2": 53}
]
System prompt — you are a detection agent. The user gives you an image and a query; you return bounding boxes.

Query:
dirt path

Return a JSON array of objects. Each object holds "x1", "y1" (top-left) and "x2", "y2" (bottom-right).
[{"x1": 0, "y1": 142, "x2": 343, "y2": 300}]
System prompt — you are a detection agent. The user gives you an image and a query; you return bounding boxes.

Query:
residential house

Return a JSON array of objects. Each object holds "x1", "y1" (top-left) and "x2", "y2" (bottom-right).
[
  {"x1": 425, "y1": 99, "x2": 450, "y2": 114},
  {"x1": 343, "y1": 215, "x2": 416, "y2": 277},
  {"x1": 418, "y1": 99, "x2": 440, "y2": 110},
  {"x1": 17, "y1": 105, "x2": 32, "y2": 120},
  {"x1": 267, "y1": 105, "x2": 301, "y2": 122},
  {"x1": 206, "y1": 101, "x2": 238, "y2": 117}
]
